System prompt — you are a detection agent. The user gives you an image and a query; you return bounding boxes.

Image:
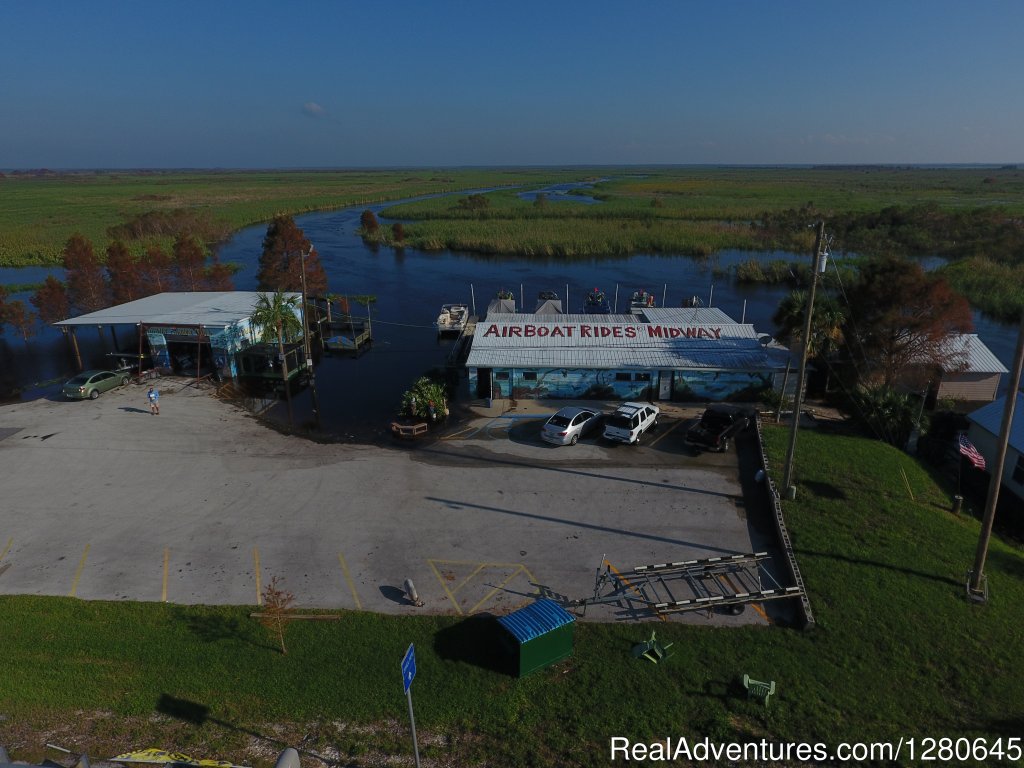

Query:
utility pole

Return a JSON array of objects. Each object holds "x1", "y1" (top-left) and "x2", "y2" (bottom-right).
[
  {"x1": 299, "y1": 247, "x2": 321, "y2": 429},
  {"x1": 783, "y1": 220, "x2": 827, "y2": 498},
  {"x1": 967, "y1": 309, "x2": 1024, "y2": 600}
]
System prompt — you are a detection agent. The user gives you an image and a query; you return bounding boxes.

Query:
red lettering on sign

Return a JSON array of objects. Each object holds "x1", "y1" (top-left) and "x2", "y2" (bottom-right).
[
  {"x1": 565, "y1": 326, "x2": 574, "y2": 337},
  {"x1": 647, "y1": 326, "x2": 663, "y2": 337},
  {"x1": 712, "y1": 327, "x2": 721, "y2": 338},
  {"x1": 509, "y1": 327, "x2": 522, "y2": 337},
  {"x1": 670, "y1": 328, "x2": 682, "y2": 338},
  {"x1": 612, "y1": 327, "x2": 623, "y2": 337},
  {"x1": 626, "y1": 326, "x2": 637, "y2": 338},
  {"x1": 551, "y1": 326, "x2": 564, "y2": 337},
  {"x1": 581, "y1": 325, "x2": 592, "y2": 337},
  {"x1": 537, "y1": 325, "x2": 550, "y2": 337},
  {"x1": 524, "y1": 325, "x2": 536, "y2": 337},
  {"x1": 484, "y1": 324, "x2": 499, "y2": 337}
]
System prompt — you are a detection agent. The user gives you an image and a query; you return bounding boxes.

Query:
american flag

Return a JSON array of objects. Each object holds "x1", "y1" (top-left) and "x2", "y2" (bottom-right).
[{"x1": 959, "y1": 433, "x2": 986, "y2": 470}]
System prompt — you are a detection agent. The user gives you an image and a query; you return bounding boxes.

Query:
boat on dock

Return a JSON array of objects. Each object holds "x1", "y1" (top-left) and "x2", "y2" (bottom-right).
[
  {"x1": 324, "y1": 317, "x2": 372, "y2": 354},
  {"x1": 583, "y1": 287, "x2": 611, "y2": 314},
  {"x1": 436, "y1": 303, "x2": 469, "y2": 334},
  {"x1": 534, "y1": 290, "x2": 563, "y2": 314},
  {"x1": 486, "y1": 289, "x2": 517, "y2": 317},
  {"x1": 630, "y1": 289, "x2": 656, "y2": 311}
]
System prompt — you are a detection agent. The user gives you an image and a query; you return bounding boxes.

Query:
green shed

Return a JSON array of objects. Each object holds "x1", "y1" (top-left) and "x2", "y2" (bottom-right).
[{"x1": 497, "y1": 599, "x2": 576, "y2": 677}]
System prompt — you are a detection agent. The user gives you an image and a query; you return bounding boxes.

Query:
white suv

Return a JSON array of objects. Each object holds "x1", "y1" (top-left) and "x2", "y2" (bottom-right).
[{"x1": 602, "y1": 402, "x2": 660, "y2": 444}]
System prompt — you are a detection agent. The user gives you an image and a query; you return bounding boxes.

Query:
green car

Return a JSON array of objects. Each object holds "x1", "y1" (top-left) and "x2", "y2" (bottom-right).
[{"x1": 62, "y1": 369, "x2": 130, "y2": 400}]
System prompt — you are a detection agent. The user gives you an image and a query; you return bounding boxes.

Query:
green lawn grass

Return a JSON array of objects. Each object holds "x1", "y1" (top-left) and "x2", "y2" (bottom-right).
[{"x1": 2, "y1": 427, "x2": 1022, "y2": 766}]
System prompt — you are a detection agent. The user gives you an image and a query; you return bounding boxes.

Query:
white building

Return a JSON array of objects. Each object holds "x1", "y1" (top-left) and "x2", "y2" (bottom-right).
[{"x1": 466, "y1": 307, "x2": 790, "y2": 402}]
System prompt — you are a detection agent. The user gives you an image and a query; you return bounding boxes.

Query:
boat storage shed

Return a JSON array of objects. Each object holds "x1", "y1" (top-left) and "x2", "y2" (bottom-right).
[
  {"x1": 466, "y1": 307, "x2": 790, "y2": 402},
  {"x1": 55, "y1": 291, "x2": 302, "y2": 380}
]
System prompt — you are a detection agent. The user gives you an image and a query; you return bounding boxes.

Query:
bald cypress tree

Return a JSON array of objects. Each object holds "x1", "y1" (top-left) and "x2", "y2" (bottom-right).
[
  {"x1": 62, "y1": 233, "x2": 109, "y2": 313},
  {"x1": 257, "y1": 216, "x2": 328, "y2": 295}
]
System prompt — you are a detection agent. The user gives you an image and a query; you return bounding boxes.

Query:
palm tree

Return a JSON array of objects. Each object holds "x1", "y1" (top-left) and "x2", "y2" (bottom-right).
[
  {"x1": 250, "y1": 291, "x2": 302, "y2": 426},
  {"x1": 773, "y1": 290, "x2": 846, "y2": 391}
]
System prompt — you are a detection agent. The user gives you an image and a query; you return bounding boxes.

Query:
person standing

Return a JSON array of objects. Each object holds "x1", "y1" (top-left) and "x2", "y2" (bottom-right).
[{"x1": 147, "y1": 386, "x2": 160, "y2": 415}]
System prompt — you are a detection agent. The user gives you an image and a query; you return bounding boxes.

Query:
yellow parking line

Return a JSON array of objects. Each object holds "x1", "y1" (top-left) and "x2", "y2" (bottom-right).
[
  {"x1": 161, "y1": 548, "x2": 169, "y2": 603},
  {"x1": 468, "y1": 565, "x2": 525, "y2": 615},
  {"x1": 451, "y1": 563, "x2": 486, "y2": 595},
  {"x1": 69, "y1": 543, "x2": 90, "y2": 597},
  {"x1": 427, "y1": 559, "x2": 463, "y2": 615},
  {"x1": 647, "y1": 419, "x2": 683, "y2": 448},
  {"x1": 253, "y1": 547, "x2": 262, "y2": 606},
  {"x1": 0, "y1": 537, "x2": 12, "y2": 561},
  {"x1": 750, "y1": 602, "x2": 770, "y2": 622},
  {"x1": 338, "y1": 552, "x2": 362, "y2": 610},
  {"x1": 441, "y1": 426, "x2": 475, "y2": 441}
]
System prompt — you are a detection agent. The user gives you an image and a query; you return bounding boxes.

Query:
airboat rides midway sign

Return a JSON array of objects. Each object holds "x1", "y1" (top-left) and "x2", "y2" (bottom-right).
[{"x1": 480, "y1": 322, "x2": 741, "y2": 341}]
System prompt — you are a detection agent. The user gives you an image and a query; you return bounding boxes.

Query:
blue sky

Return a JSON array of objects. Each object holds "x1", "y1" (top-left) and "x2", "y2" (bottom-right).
[{"x1": 2, "y1": 1, "x2": 1022, "y2": 168}]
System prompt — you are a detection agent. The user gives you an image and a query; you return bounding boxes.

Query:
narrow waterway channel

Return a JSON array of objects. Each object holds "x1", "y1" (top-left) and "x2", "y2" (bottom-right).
[{"x1": 1, "y1": 183, "x2": 1020, "y2": 443}]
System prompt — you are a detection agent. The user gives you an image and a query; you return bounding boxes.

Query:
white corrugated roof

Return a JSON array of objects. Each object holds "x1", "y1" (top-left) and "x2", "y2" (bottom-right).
[
  {"x1": 466, "y1": 315, "x2": 784, "y2": 370},
  {"x1": 55, "y1": 292, "x2": 300, "y2": 328},
  {"x1": 968, "y1": 392, "x2": 1024, "y2": 453},
  {"x1": 638, "y1": 307, "x2": 737, "y2": 324},
  {"x1": 941, "y1": 334, "x2": 1009, "y2": 374}
]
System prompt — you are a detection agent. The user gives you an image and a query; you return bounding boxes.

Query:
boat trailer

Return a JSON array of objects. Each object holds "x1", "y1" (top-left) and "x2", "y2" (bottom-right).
[{"x1": 572, "y1": 551, "x2": 803, "y2": 619}]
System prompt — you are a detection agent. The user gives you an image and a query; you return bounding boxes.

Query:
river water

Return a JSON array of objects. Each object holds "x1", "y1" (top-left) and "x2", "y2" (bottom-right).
[{"x1": 1, "y1": 184, "x2": 1020, "y2": 440}]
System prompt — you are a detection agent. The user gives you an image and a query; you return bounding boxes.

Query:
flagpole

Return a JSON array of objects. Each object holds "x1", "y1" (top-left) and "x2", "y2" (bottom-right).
[{"x1": 967, "y1": 309, "x2": 1024, "y2": 600}]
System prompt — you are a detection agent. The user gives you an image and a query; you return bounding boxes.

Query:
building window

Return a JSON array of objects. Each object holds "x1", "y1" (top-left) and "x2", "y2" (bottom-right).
[
  {"x1": 495, "y1": 372, "x2": 510, "y2": 381},
  {"x1": 1013, "y1": 455, "x2": 1024, "y2": 485},
  {"x1": 615, "y1": 372, "x2": 632, "y2": 382},
  {"x1": 522, "y1": 371, "x2": 537, "y2": 381},
  {"x1": 635, "y1": 372, "x2": 651, "y2": 382}
]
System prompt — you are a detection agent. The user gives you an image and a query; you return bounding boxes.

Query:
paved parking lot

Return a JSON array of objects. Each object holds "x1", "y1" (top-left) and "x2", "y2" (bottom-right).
[{"x1": 0, "y1": 384, "x2": 777, "y2": 624}]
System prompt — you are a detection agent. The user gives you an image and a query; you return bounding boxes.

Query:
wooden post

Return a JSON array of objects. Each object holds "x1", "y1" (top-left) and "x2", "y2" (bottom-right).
[
  {"x1": 783, "y1": 221, "x2": 826, "y2": 495},
  {"x1": 70, "y1": 327, "x2": 83, "y2": 371},
  {"x1": 137, "y1": 323, "x2": 144, "y2": 382}
]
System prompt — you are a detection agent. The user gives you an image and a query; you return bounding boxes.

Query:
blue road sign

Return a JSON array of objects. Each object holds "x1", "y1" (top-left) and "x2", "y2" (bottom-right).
[{"x1": 401, "y1": 643, "x2": 417, "y2": 693}]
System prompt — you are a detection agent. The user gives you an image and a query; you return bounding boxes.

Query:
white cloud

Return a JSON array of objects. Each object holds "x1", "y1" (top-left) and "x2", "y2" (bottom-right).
[{"x1": 302, "y1": 102, "x2": 328, "y2": 118}]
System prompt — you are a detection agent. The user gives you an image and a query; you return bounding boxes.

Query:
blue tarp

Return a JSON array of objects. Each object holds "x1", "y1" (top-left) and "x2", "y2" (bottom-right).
[{"x1": 497, "y1": 599, "x2": 575, "y2": 643}]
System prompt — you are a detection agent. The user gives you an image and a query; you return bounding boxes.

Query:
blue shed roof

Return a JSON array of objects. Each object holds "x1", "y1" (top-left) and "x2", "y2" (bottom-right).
[
  {"x1": 968, "y1": 392, "x2": 1024, "y2": 454},
  {"x1": 497, "y1": 599, "x2": 575, "y2": 643}
]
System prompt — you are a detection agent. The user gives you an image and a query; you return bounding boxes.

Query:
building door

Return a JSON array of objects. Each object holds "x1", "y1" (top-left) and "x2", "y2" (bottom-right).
[
  {"x1": 476, "y1": 368, "x2": 492, "y2": 398},
  {"x1": 658, "y1": 371, "x2": 672, "y2": 400}
]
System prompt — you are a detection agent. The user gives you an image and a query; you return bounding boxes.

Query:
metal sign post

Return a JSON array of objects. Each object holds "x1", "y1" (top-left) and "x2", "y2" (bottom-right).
[{"x1": 401, "y1": 643, "x2": 421, "y2": 768}]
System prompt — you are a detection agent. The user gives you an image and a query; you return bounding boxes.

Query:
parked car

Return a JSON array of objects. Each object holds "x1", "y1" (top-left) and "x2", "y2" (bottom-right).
[
  {"x1": 685, "y1": 405, "x2": 755, "y2": 452},
  {"x1": 541, "y1": 407, "x2": 603, "y2": 446},
  {"x1": 603, "y1": 402, "x2": 660, "y2": 444},
  {"x1": 62, "y1": 369, "x2": 130, "y2": 400}
]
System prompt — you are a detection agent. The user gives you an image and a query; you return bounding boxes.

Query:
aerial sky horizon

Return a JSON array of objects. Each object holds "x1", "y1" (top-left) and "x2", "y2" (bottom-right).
[{"x1": 2, "y1": 0, "x2": 1022, "y2": 169}]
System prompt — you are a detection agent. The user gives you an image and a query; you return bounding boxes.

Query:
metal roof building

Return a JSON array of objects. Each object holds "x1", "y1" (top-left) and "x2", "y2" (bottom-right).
[
  {"x1": 967, "y1": 392, "x2": 1024, "y2": 503},
  {"x1": 55, "y1": 291, "x2": 299, "y2": 329},
  {"x1": 466, "y1": 310, "x2": 789, "y2": 402},
  {"x1": 54, "y1": 292, "x2": 303, "y2": 382}
]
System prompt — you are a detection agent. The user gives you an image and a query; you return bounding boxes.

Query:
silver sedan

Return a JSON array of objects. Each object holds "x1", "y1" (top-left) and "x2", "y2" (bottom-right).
[{"x1": 541, "y1": 407, "x2": 604, "y2": 446}]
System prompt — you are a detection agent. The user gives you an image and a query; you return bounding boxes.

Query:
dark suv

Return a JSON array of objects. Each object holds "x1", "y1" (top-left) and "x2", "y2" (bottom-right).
[{"x1": 685, "y1": 405, "x2": 755, "y2": 452}]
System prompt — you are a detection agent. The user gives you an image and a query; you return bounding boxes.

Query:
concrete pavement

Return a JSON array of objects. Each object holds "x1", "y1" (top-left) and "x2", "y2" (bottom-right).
[{"x1": 0, "y1": 380, "x2": 771, "y2": 625}]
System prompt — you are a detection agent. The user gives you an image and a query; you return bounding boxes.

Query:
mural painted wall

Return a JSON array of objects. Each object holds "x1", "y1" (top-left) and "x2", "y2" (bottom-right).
[
  {"x1": 470, "y1": 367, "x2": 774, "y2": 401},
  {"x1": 672, "y1": 370, "x2": 774, "y2": 402}
]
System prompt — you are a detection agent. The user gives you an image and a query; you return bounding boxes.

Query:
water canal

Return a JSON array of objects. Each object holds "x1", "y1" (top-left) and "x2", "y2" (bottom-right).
[{"x1": 1, "y1": 183, "x2": 1020, "y2": 442}]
